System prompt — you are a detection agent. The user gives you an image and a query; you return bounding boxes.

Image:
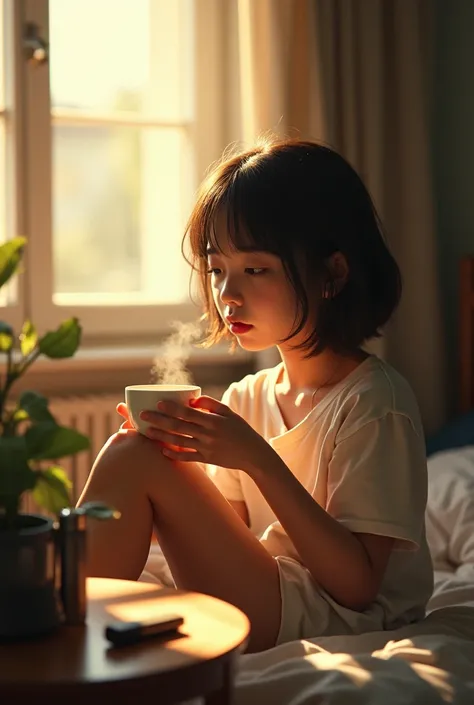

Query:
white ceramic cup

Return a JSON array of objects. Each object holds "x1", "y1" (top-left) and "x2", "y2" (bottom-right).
[{"x1": 125, "y1": 384, "x2": 201, "y2": 435}]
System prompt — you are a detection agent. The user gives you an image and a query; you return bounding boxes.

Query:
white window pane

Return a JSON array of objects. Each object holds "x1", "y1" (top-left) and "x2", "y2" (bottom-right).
[
  {"x1": 49, "y1": 0, "x2": 194, "y2": 122},
  {"x1": 52, "y1": 125, "x2": 192, "y2": 305},
  {"x1": 0, "y1": 0, "x2": 4, "y2": 112},
  {"x1": 0, "y1": 0, "x2": 14, "y2": 308}
]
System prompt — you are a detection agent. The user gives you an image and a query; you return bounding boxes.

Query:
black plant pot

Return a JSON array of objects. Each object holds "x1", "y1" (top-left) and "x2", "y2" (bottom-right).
[{"x1": 0, "y1": 514, "x2": 60, "y2": 640}]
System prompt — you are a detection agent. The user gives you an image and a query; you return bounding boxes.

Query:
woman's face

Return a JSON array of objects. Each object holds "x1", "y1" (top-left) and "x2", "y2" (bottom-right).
[{"x1": 206, "y1": 226, "x2": 314, "y2": 353}]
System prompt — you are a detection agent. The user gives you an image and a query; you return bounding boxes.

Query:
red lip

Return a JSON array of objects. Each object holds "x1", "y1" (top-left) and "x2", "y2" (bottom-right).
[{"x1": 229, "y1": 322, "x2": 253, "y2": 334}]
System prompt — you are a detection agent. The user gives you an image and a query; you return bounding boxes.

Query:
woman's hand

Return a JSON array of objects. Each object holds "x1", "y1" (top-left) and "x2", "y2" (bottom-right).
[
  {"x1": 116, "y1": 404, "x2": 136, "y2": 432},
  {"x1": 116, "y1": 396, "x2": 273, "y2": 474}
]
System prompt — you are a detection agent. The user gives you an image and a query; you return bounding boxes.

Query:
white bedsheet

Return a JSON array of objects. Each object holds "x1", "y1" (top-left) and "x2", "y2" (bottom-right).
[
  {"x1": 142, "y1": 446, "x2": 474, "y2": 703},
  {"x1": 234, "y1": 570, "x2": 474, "y2": 704},
  {"x1": 142, "y1": 548, "x2": 474, "y2": 703}
]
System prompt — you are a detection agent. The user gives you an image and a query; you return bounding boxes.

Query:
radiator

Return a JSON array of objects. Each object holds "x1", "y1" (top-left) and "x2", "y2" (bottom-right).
[{"x1": 23, "y1": 393, "x2": 122, "y2": 514}]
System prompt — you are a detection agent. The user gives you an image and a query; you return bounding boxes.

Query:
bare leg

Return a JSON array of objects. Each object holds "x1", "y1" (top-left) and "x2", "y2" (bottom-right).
[{"x1": 78, "y1": 430, "x2": 281, "y2": 652}]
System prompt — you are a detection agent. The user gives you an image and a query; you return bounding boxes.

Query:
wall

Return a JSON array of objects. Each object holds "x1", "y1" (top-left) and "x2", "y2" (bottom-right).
[{"x1": 433, "y1": 0, "x2": 474, "y2": 411}]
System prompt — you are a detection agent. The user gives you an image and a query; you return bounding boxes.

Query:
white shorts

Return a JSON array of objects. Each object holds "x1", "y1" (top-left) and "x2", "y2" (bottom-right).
[
  {"x1": 275, "y1": 555, "x2": 387, "y2": 645},
  {"x1": 140, "y1": 546, "x2": 386, "y2": 646},
  {"x1": 139, "y1": 543, "x2": 176, "y2": 587}
]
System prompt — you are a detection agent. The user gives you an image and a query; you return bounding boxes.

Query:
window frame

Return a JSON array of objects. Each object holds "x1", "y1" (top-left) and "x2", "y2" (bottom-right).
[
  {"x1": 19, "y1": 0, "x2": 226, "y2": 345},
  {"x1": 0, "y1": 0, "x2": 27, "y2": 333}
]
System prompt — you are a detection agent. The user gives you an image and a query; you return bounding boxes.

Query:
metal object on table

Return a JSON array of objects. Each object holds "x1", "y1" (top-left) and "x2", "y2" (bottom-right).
[{"x1": 57, "y1": 502, "x2": 120, "y2": 626}]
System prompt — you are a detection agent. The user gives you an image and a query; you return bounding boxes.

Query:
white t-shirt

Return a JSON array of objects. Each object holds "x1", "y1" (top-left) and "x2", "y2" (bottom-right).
[{"x1": 209, "y1": 355, "x2": 434, "y2": 630}]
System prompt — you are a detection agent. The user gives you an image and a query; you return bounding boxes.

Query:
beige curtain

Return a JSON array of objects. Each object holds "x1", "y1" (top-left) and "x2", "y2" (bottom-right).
[
  {"x1": 229, "y1": 0, "x2": 446, "y2": 433},
  {"x1": 236, "y1": 0, "x2": 324, "y2": 143}
]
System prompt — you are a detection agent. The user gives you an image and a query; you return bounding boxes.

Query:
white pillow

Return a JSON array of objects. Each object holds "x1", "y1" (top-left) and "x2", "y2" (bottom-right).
[{"x1": 426, "y1": 446, "x2": 474, "y2": 573}]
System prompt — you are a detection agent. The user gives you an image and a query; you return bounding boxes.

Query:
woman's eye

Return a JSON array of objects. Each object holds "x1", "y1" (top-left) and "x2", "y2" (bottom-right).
[
  {"x1": 207, "y1": 267, "x2": 266, "y2": 276},
  {"x1": 245, "y1": 268, "x2": 266, "y2": 275}
]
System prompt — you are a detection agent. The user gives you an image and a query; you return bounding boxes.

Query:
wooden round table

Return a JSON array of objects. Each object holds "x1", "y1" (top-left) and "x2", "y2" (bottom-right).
[{"x1": 0, "y1": 577, "x2": 250, "y2": 705}]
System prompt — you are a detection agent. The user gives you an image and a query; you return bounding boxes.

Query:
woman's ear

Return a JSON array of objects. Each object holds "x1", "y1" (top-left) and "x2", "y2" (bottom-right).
[{"x1": 323, "y1": 251, "x2": 349, "y2": 298}]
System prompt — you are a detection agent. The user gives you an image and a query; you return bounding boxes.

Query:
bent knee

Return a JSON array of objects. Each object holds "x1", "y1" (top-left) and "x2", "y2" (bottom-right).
[
  {"x1": 84, "y1": 430, "x2": 167, "y2": 495},
  {"x1": 105, "y1": 429, "x2": 176, "y2": 474},
  {"x1": 94, "y1": 431, "x2": 207, "y2": 492},
  {"x1": 102, "y1": 428, "x2": 161, "y2": 460},
  {"x1": 106, "y1": 428, "x2": 138, "y2": 450}
]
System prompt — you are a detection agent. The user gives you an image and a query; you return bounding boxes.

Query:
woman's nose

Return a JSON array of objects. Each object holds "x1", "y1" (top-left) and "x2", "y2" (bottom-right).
[{"x1": 219, "y1": 278, "x2": 243, "y2": 306}]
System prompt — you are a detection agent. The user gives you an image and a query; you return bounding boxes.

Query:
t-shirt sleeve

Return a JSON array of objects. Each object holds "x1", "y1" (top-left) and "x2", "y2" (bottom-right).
[
  {"x1": 206, "y1": 383, "x2": 245, "y2": 502},
  {"x1": 326, "y1": 412, "x2": 427, "y2": 551}
]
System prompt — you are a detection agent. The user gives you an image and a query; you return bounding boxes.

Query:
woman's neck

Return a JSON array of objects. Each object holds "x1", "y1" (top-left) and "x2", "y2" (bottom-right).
[{"x1": 276, "y1": 346, "x2": 369, "y2": 393}]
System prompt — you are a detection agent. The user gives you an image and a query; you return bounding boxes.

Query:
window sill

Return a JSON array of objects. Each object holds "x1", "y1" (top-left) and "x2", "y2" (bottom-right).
[
  {"x1": 31, "y1": 341, "x2": 252, "y2": 370},
  {"x1": 9, "y1": 343, "x2": 256, "y2": 399}
]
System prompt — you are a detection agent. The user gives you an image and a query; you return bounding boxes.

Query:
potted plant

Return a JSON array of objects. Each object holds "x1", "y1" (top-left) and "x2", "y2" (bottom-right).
[{"x1": 0, "y1": 236, "x2": 90, "y2": 639}]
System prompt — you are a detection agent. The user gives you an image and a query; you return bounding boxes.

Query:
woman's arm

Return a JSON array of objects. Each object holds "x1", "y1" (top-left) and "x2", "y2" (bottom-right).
[
  {"x1": 129, "y1": 396, "x2": 403, "y2": 610},
  {"x1": 248, "y1": 450, "x2": 394, "y2": 611},
  {"x1": 228, "y1": 500, "x2": 250, "y2": 526}
]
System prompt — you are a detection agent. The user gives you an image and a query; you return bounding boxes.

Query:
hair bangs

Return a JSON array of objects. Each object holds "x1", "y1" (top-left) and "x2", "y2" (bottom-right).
[{"x1": 203, "y1": 173, "x2": 283, "y2": 259}]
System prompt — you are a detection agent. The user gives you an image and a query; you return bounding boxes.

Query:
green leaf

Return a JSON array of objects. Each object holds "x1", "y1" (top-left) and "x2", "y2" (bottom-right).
[
  {"x1": 0, "y1": 436, "x2": 37, "y2": 512},
  {"x1": 4, "y1": 408, "x2": 29, "y2": 436},
  {"x1": 20, "y1": 320, "x2": 38, "y2": 357},
  {"x1": 25, "y1": 421, "x2": 90, "y2": 460},
  {"x1": 38, "y1": 318, "x2": 82, "y2": 359},
  {"x1": 0, "y1": 237, "x2": 26, "y2": 289},
  {"x1": 24, "y1": 421, "x2": 57, "y2": 458},
  {"x1": 19, "y1": 390, "x2": 56, "y2": 423},
  {"x1": 0, "y1": 321, "x2": 14, "y2": 352},
  {"x1": 12, "y1": 408, "x2": 29, "y2": 423},
  {"x1": 32, "y1": 466, "x2": 72, "y2": 515}
]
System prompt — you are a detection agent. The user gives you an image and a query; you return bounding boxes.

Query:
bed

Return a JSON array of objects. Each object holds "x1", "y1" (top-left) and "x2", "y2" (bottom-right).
[{"x1": 231, "y1": 257, "x2": 474, "y2": 704}]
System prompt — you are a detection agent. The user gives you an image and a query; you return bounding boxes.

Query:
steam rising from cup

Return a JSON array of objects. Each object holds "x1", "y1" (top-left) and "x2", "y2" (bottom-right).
[{"x1": 151, "y1": 320, "x2": 202, "y2": 385}]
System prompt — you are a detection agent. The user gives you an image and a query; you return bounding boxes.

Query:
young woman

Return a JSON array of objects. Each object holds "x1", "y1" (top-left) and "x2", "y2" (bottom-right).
[{"x1": 78, "y1": 139, "x2": 433, "y2": 653}]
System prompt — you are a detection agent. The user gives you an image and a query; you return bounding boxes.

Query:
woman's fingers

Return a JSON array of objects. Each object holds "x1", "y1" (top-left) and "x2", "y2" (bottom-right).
[
  {"x1": 116, "y1": 402, "x2": 135, "y2": 430},
  {"x1": 140, "y1": 409, "x2": 208, "y2": 438},
  {"x1": 155, "y1": 400, "x2": 217, "y2": 429},
  {"x1": 190, "y1": 396, "x2": 231, "y2": 415},
  {"x1": 116, "y1": 402, "x2": 128, "y2": 418},
  {"x1": 145, "y1": 427, "x2": 200, "y2": 449},
  {"x1": 161, "y1": 446, "x2": 204, "y2": 462}
]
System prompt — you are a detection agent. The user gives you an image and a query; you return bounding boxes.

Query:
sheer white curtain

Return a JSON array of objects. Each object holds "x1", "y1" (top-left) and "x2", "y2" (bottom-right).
[{"x1": 219, "y1": 0, "x2": 445, "y2": 432}]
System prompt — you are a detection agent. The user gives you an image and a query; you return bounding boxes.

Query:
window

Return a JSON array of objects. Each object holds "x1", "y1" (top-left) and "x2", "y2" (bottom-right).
[
  {"x1": 1, "y1": 0, "x2": 225, "y2": 344},
  {"x1": 0, "y1": 1, "x2": 25, "y2": 330}
]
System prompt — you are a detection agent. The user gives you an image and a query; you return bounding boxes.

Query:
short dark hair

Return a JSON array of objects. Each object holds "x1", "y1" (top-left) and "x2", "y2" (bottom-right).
[{"x1": 182, "y1": 137, "x2": 401, "y2": 357}]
